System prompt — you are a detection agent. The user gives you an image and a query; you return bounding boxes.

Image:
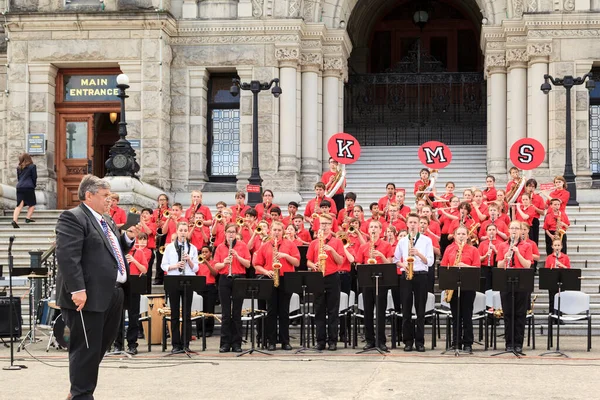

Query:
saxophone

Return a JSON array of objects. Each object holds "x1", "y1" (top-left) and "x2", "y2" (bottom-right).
[
  {"x1": 468, "y1": 223, "x2": 480, "y2": 245},
  {"x1": 317, "y1": 229, "x2": 328, "y2": 276},
  {"x1": 406, "y1": 234, "x2": 415, "y2": 280},
  {"x1": 557, "y1": 211, "x2": 567, "y2": 240},
  {"x1": 367, "y1": 233, "x2": 377, "y2": 264},
  {"x1": 444, "y1": 240, "x2": 465, "y2": 303},
  {"x1": 272, "y1": 237, "x2": 282, "y2": 287}
]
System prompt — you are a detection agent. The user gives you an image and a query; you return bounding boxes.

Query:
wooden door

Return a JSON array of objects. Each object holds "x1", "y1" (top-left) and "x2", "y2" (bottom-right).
[{"x1": 56, "y1": 113, "x2": 94, "y2": 209}]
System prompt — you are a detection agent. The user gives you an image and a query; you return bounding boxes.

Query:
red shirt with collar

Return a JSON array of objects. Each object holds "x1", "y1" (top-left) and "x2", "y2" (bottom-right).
[
  {"x1": 425, "y1": 232, "x2": 440, "y2": 249},
  {"x1": 231, "y1": 205, "x2": 251, "y2": 221},
  {"x1": 255, "y1": 203, "x2": 279, "y2": 221},
  {"x1": 307, "y1": 233, "x2": 344, "y2": 276},
  {"x1": 544, "y1": 253, "x2": 571, "y2": 269},
  {"x1": 523, "y1": 238, "x2": 540, "y2": 259},
  {"x1": 529, "y1": 193, "x2": 546, "y2": 218},
  {"x1": 388, "y1": 218, "x2": 408, "y2": 233},
  {"x1": 377, "y1": 195, "x2": 396, "y2": 215},
  {"x1": 470, "y1": 202, "x2": 489, "y2": 224},
  {"x1": 304, "y1": 197, "x2": 338, "y2": 217},
  {"x1": 184, "y1": 204, "x2": 212, "y2": 223},
  {"x1": 337, "y1": 206, "x2": 354, "y2": 226},
  {"x1": 128, "y1": 247, "x2": 150, "y2": 275},
  {"x1": 321, "y1": 171, "x2": 345, "y2": 196},
  {"x1": 447, "y1": 217, "x2": 476, "y2": 236},
  {"x1": 152, "y1": 207, "x2": 170, "y2": 224},
  {"x1": 164, "y1": 217, "x2": 187, "y2": 244},
  {"x1": 355, "y1": 238, "x2": 393, "y2": 264},
  {"x1": 297, "y1": 228, "x2": 312, "y2": 244},
  {"x1": 546, "y1": 189, "x2": 569, "y2": 212},
  {"x1": 477, "y1": 237, "x2": 504, "y2": 266},
  {"x1": 338, "y1": 244, "x2": 356, "y2": 273},
  {"x1": 496, "y1": 240, "x2": 533, "y2": 268},
  {"x1": 141, "y1": 220, "x2": 157, "y2": 249},
  {"x1": 483, "y1": 187, "x2": 497, "y2": 202},
  {"x1": 253, "y1": 238, "x2": 300, "y2": 275},
  {"x1": 312, "y1": 217, "x2": 339, "y2": 234},
  {"x1": 110, "y1": 206, "x2": 127, "y2": 225},
  {"x1": 214, "y1": 240, "x2": 251, "y2": 275},
  {"x1": 190, "y1": 225, "x2": 211, "y2": 250},
  {"x1": 282, "y1": 214, "x2": 299, "y2": 227},
  {"x1": 478, "y1": 219, "x2": 509, "y2": 240},
  {"x1": 439, "y1": 208, "x2": 459, "y2": 234},
  {"x1": 441, "y1": 242, "x2": 481, "y2": 267},
  {"x1": 543, "y1": 211, "x2": 571, "y2": 231},
  {"x1": 361, "y1": 217, "x2": 388, "y2": 236},
  {"x1": 197, "y1": 259, "x2": 217, "y2": 284},
  {"x1": 515, "y1": 205, "x2": 536, "y2": 226}
]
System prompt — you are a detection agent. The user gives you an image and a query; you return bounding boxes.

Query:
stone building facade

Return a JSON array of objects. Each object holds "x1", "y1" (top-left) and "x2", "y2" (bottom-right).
[{"x1": 0, "y1": 0, "x2": 599, "y2": 208}]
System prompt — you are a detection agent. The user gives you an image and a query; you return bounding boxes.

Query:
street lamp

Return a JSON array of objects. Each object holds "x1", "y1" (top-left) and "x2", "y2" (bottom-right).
[
  {"x1": 541, "y1": 73, "x2": 595, "y2": 206},
  {"x1": 105, "y1": 73, "x2": 140, "y2": 178},
  {"x1": 230, "y1": 78, "x2": 281, "y2": 206}
]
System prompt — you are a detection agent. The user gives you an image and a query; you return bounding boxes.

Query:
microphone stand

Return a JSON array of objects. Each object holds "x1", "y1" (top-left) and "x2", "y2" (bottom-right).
[{"x1": 3, "y1": 236, "x2": 27, "y2": 370}]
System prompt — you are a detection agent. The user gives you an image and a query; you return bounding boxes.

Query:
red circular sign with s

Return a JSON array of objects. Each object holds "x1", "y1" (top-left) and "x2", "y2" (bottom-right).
[
  {"x1": 510, "y1": 138, "x2": 545, "y2": 170},
  {"x1": 418, "y1": 141, "x2": 452, "y2": 169},
  {"x1": 327, "y1": 133, "x2": 362, "y2": 165}
]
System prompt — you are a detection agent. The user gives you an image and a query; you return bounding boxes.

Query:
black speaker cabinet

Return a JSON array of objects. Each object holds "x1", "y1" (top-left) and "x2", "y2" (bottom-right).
[{"x1": 0, "y1": 297, "x2": 23, "y2": 338}]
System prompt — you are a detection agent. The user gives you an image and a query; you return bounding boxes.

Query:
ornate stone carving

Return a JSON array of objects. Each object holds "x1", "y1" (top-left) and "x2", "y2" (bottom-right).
[
  {"x1": 507, "y1": 36, "x2": 527, "y2": 44},
  {"x1": 252, "y1": 0, "x2": 263, "y2": 17},
  {"x1": 564, "y1": 0, "x2": 575, "y2": 11},
  {"x1": 303, "y1": 0, "x2": 317, "y2": 22},
  {"x1": 526, "y1": 0, "x2": 537, "y2": 12},
  {"x1": 323, "y1": 45, "x2": 342, "y2": 54},
  {"x1": 513, "y1": 0, "x2": 524, "y2": 18},
  {"x1": 288, "y1": 0, "x2": 300, "y2": 17},
  {"x1": 527, "y1": 43, "x2": 552, "y2": 57},
  {"x1": 301, "y1": 40, "x2": 321, "y2": 49},
  {"x1": 486, "y1": 54, "x2": 506, "y2": 68},
  {"x1": 275, "y1": 47, "x2": 299, "y2": 61},
  {"x1": 506, "y1": 48, "x2": 529, "y2": 63},
  {"x1": 171, "y1": 34, "x2": 300, "y2": 45},
  {"x1": 487, "y1": 41, "x2": 506, "y2": 50},
  {"x1": 300, "y1": 52, "x2": 323, "y2": 68},
  {"x1": 323, "y1": 57, "x2": 343, "y2": 71},
  {"x1": 528, "y1": 30, "x2": 600, "y2": 38}
]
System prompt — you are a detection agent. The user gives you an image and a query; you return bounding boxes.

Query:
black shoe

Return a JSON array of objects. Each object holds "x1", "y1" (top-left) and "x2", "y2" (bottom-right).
[
  {"x1": 515, "y1": 346, "x2": 523, "y2": 354},
  {"x1": 463, "y1": 345, "x2": 473, "y2": 354},
  {"x1": 328, "y1": 343, "x2": 337, "y2": 351},
  {"x1": 231, "y1": 346, "x2": 243, "y2": 353},
  {"x1": 137, "y1": 332, "x2": 144, "y2": 339},
  {"x1": 404, "y1": 344, "x2": 413, "y2": 352},
  {"x1": 416, "y1": 344, "x2": 425, "y2": 353},
  {"x1": 363, "y1": 342, "x2": 375, "y2": 350},
  {"x1": 506, "y1": 346, "x2": 514, "y2": 352},
  {"x1": 219, "y1": 346, "x2": 230, "y2": 353},
  {"x1": 379, "y1": 344, "x2": 389, "y2": 352},
  {"x1": 183, "y1": 347, "x2": 192, "y2": 353},
  {"x1": 153, "y1": 279, "x2": 163, "y2": 285},
  {"x1": 11, "y1": 221, "x2": 19, "y2": 229},
  {"x1": 282, "y1": 343, "x2": 292, "y2": 351},
  {"x1": 315, "y1": 343, "x2": 326, "y2": 351},
  {"x1": 267, "y1": 344, "x2": 276, "y2": 351},
  {"x1": 113, "y1": 345, "x2": 123, "y2": 352},
  {"x1": 171, "y1": 346, "x2": 183, "y2": 354},
  {"x1": 204, "y1": 331, "x2": 213, "y2": 338},
  {"x1": 25, "y1": 218, "x2": 35, "y2": 223},
  {"x1": 126, "y1": 346, "x2": 138, "y2": 355}
]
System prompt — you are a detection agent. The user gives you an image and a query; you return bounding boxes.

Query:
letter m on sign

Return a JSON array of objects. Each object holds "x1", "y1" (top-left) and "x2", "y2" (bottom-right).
[
  {"x1": 423, "y1": 146, "x2": 447, "y2": 164},
  {"x1": 336, "y1": 139, "x2": 355, "y2": 159}
]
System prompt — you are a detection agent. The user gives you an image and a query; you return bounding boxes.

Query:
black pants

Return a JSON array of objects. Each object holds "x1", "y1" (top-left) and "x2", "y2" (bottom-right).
[
  {"x1": 62, "y1": 286, "x2": 123, "y2": 400},
  {"x1": 391, "y1": 285, "x2": 402, "y2": 313},
  {"x1": 427, "y1": 265, "x2": 435, "y2": 294},
  {"x1": 440, "y1": 234, "x2": 450, "y2": 256},
  {"x1": 339, "y1": 272, "x2": 352, "y2": 339},
  {"x1": 332, "y1": 193, "x2": 345, "y2": 215},
  {"x1": 197, "y1": 284, "x2": 217, "y2": 334},
  {"x1": 266, "y1": 278, "x2": 292, "y2": 345},
  {"x1": 400, "y1": 272, "x2": 428, "y2": 346},
  {"x1": 146, "y1": 251, "x2": 156, "y2": 293},
  {"x1": 363, "y1": 286, "x2": 387, "y2": 345},
  {"x1": 314, "y1": 273, "x2": 341, "y2": 346},
  {"x1": 500, "y1": 291, "x2": 529, "y2": 348},
  {"x1": 154, "y1": 248, "x2": 164, "y2": 283},
  {"x1": 115, "y1": 292, "x2": 141, "y2": 349},
  {"x1": 168, "y1": 288, "x2": 193, "y2": 348},
  {"x1": 449, "y1": 290, "x2": 476, "y2": 347},
  {"x1": 530, "y1": 218, "x2": 540, "y2": 245},
  {"x1": 545, "y1": 230, "x2": 567, "y2": 256},
  {"x1": 219, "y1": 276, "x2": 243, "y2": 348}
]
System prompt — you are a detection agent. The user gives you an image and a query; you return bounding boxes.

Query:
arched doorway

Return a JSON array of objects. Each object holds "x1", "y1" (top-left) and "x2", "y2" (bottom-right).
[{"x1": 344, "y1": 0, "x2": 485, "y2": 146}]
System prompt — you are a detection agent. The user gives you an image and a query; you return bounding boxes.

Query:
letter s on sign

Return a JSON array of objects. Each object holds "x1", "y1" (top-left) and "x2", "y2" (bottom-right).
[{"x1": 518, "y1": 144, "x2": 534, "y2": 164}]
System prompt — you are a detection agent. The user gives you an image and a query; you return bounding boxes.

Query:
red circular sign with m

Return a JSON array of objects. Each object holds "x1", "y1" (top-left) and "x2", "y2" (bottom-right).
[
  {"x1": 510, "y1": 138, "x2": 545, "y2": 170},
  {"x1": 418, "y1": 141, "x2": 452, "y2": 169},
  {"x1": 327, "y1": 133, "x2": 361, "y2": 165}
]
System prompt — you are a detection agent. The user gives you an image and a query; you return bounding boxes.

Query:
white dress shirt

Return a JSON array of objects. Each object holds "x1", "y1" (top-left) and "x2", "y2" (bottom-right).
[
  {"x1": 161, "y1": 240, "x2": 199, "y2": 276},
  {"x1": 393, "y1": 233, "x2": 435, "y2": 272}
]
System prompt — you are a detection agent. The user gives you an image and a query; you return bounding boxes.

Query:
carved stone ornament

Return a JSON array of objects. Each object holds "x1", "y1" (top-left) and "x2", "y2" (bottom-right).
[
  {"x1": 276, "y1": 47, "x2": 299, "y2": 60},
  {"x1": 527, "y1": 43, "x2": 552, "y2": 57},
  {"x1": 300, "y1": 52, "x2": 323, "y2": 68},
  {"x1": 487, "y1": 41, "x2": 506, "y2": 51},
  {"x1": 564, "y1": 0, "x2": 575, "y2": 11},
  {"x1": 252, "y1": 0, "x2": 263, "y2": 17},
  {"x1": 171, "y1": 34, "x2": 300, "y2": 45},
  {"x1": 303, "y1": 0, "x2": 317, "y2": 22},
  {"x1": 513, "y1": 0, "x2": 524, "y2": 18},
  {"x1": 288, "y1": 0, "x2": 301, "y2": 17},
  {"x1": 528, "y1": 30, "x2": 600, "y2": 38},
  {"x1": 486, "y1": 54, "x2": 506, "y2": 69},
  {"x1": 527, "y1": 0, "x2": 537, "y2": 12},
  {"x1": 506, "y1": 48, "x2": 529, "y2": 63},
  {"x1": 323, "y1": 57, "x2": 343, "y2": 71}
]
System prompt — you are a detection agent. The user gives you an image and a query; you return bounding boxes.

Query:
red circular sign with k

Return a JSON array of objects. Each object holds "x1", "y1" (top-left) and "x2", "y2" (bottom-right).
[
  {"x1": 327, "y1": 133, "x2": 361, "y2": 165},
  {"x1": 418, "y1": 141, "x2": 452, "y2": 169},
  {"x1": 510, "y1": 138, "x2": 545, "y2": 170}
]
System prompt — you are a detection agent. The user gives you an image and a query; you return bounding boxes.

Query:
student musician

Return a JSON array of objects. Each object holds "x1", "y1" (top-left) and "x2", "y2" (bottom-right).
[
  {"x1": 184, "y1": 190, "x2": 213, "y2": 224},
  {"x1": 420, "y1": 216, "x2": 440, "y2": 294},
  {"x1": 483, "y1": 175, "x2": 498, "y2": 202},
  {"x1": 447, "y1": 202, "x2": 477, "y2": 243},
  {"x1": 139, "y1": 208, "x2": 157, "y2": 292},
  {"x1": 152, "y1": 193, "x2": 170, "y2": 285},
  {"x1": 496, "y1": 221, "x2": 533, "y2": 354},
  {"x1": 292, "y1": 215, "x2": 312, "y2": 244},
  {"x1": 188, "y1": 211, "x2": 210, "y2": 250},
  {"x1": 543, "y1": 198, "x2": 570, "y2": 255},
  {"x1": 322, "y1": 157, "x2": 346, "y2": 212},
  {"x1": 362, "y1": 202, "x2": 388, "y2": 235},
  {"x1": 337, "y1": 192, "x2": 357, "y2": 227},
  {"x1": 414, "y1": 168, "x2": 436, "y2": 205},
  {"x1": 160, "y1": 222, "x2": 199, "y2": 353},
  {"x1": 477, "y1": 203, "x2": 508, "y2": 241},
  {"x1": 196, "y1": 246, "x2": 218, "y2": 337},
  {"x1": 285, "y1": 224, "x2": 305, "y2": 246},
  {"x1": 355, "y1": 221, "x2": 393, "y2": 351},
  {"x1": 433, "y1": 181, "x2": 455, "y2": 208},
  {"x1": 388, "y1": 203, "x2": 407, "y2": 232},
  {"x1": 307, "y1": 214, "x2": 344, "y2": 351},
  {"x1": 438, "y1": 196, "x2": 460, "y2": 254},
  {"x1": 378, "y1": 183, "x2": 397, "y2": 218},
  {"x1": 214, "y1": 223, "x2": 251, "y2": 353},
  {"x1": 521, "y1": 222, "x2": 541, "y2": 274},
  {"x1": 211, "y1": 207, "x2": 233, "y2": 248},
  {"x1": 505, "y1": 167, "x2": 523, "y2": 200},
  {"x1": 393, "y1": 213, "x2": 435, "y2": 352},
  {"x1": 240, "y1": 208, "x2": 259, "y2": 243},
  {"x1": 254, "y1": 190, "x2": 278, "y2": 221},
  {"x1": 282, "y1": 201, "x2": 299, "y2": 227},
  {"x1": 524, "y1": 178, "x2": 546, "y2": 245},
  {"x1": 109, "y1": 193, "x2": 127, "y2": 228},
  {"x1": 394, "y1": 189, "x2": 411, "y2": 220},
  {"x1": 305, "y1": 182, "x2": 337, "y2": 226},
  {"x1": 232, "y1": 191, "x2": 251, "y2": 221},
  {"x1": 161, "y1": 203, "x2": 186, "y2": 246},
  {"x1": 336, "y1": 228, "x2": 356, "y2": 343},
  {"x1": 253, "y1": 221, "x2": 300, "y2": 351},
  {"x1": 440, "y1": 226, "x2": 481, "y2": 353},
  {"x1": 478, "y1": 224, "x2": 502, "y2": 291},
  {"x1": 547, "y1": 176, "x2": 570, "y2": 212},
  {"x1": 544, "y1": 239, "x2": 571, "y2": 314}
]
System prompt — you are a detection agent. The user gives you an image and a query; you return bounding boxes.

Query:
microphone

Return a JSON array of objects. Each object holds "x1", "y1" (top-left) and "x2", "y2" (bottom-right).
[{"x1": 8, "y1": 235, "x2": 15, "y2": 253}]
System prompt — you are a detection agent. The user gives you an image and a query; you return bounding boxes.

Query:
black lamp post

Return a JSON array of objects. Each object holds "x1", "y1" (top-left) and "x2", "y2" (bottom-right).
[
  {"x1": 105, "y1": 73, "x2": 140, "y2": 178},
  {"x1": 230, "y1": 78, "x2": 281, "y2": 206},
  {"x1": 541, "y1": 73, "x2": 595, "y2": 206}
]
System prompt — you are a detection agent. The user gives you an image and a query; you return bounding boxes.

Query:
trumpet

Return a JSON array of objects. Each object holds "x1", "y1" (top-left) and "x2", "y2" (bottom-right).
[
  {"x1": 311, "y1": 212, "x2": 320, "y2": 219},
  {"x1": 198, "y1": 254, "x2": 206, "y2": 264},
  {"x1": 236, "y1": 217, "x2": 244, "y2": 227},
  {"x1": 129, "y1": 207, "x2": 139, "y2": 214},
  {"x1": 367, "y1": 233, "x2": 377, "y2": 264},
  {"x1": 348, "y1": 226, "x2": 357, "y2": 234},
  {"x1": 163, "y1": 210, "x2": 171, "y2": 219},
  {"x1": 255, "y1": 226, "x2": 263, "y2": 235},
  {"x1": 195, "y1": 219, "x2": 203, "y2": 228},
  {"x1": 215, "y1": 213, "x2": 223, "y2": 222},
  {"x1": 158, "y1": 245, "x2": 166, "y2": 254}
]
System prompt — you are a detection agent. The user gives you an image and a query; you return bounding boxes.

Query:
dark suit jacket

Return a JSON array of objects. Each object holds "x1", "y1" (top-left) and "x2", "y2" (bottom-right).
[{"x1": 56, "y1": 203, "x2": 132, "y2": 313}]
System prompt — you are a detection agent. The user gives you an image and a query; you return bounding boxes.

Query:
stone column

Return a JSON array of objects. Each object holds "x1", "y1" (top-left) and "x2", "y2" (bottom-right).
[
  {"x1": 574, "y1": 61, "x2": 594, "y2": 188},
  {"x1": 275, "y1": 47, "x2": 299, "y2": 173},
  {"x1": 300, "y1": 52, "x2": 322, "y2": 188},
  {"x1": 506, "y1": 49, "x2": 528, "y2": 169},
  {"x1": 236, "y1": 67, "x2": 254, "y2": 187},
  {"x1": 527, "y1": 43, "x2": 551, "y2": 167},
  {"x1": 322, "y1": 57, "x2": 342, "y2": 167},
  {"x1": 487, "y1": 54, "x2": 507, "y2": 176},
  {"x1": 188, "y1": 67, "x2": 209, "y2": 185}
]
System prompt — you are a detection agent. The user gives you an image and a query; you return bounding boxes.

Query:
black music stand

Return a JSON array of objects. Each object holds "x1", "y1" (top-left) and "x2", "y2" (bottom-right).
[
  {"x1": 284, "y1": 272, "x2": 324, "y2": 353},
  {"x1": 3, "y1": 237, "x2": 27, "y2": 371},
  {"x1": 480, "y1": 266, "x2": 493, "y2": 292},
  {"x1": 232, "y1": 278, "x2": 273, "y2": 356},
  {"x1": 491, "y1": 268, "x2": 534, "y2": 358},
  {"x1": 439, "y1": 266, "x2": 480, "y2": 356},
  {"x1": 356, "y1": 263, "x2": 397, "y2": 354},
  {"x1": 164, "y1": 275, "x2": 205, "y2": 357},
  {"x1": 297, "y1": 246, "x2": 309, "y2": 271},
  {"x1": 539, "y1": 268, "x2": 581, "y2": 357}
]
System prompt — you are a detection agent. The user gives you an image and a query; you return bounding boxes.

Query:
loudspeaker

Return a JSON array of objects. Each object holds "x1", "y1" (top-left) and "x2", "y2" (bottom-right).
[{"x1": 0, "y1": 297, "x2": 22, "y2": 338}]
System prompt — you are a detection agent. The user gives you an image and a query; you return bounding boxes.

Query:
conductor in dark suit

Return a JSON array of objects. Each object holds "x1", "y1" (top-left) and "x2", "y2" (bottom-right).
[{"x1": 56, "y1": 174, "x2": 140, "y2": 400}]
